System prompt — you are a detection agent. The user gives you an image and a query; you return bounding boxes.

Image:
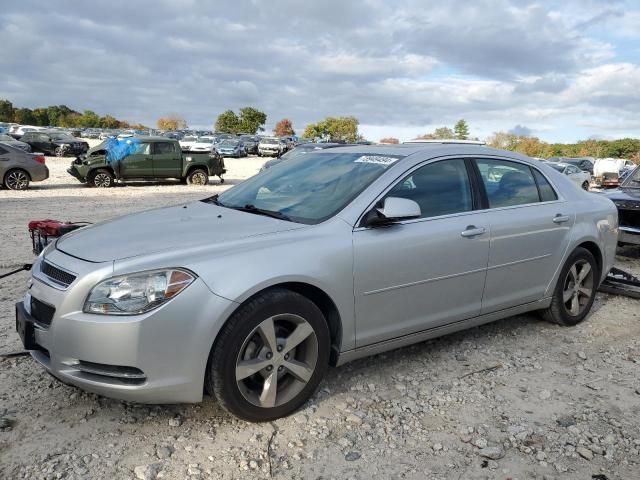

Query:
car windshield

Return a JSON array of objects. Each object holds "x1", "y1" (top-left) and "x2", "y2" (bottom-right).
[
  {"x1": 216, "y1": 151, "x2": 404, "y2": 224},
  {"x1": 622, "y1": 166, "x2": 640, "y2": 186},
  {"x1": 262, "y1": 138, "x2": 278, "y2": 144},
  {"x1": 51, "y1": 134, "x2": 75, "y2": 141},
  {"x1": 220, "y1": 140, "x2": 239, "y2": 147},
  {"x1": 549, "y1": 163, "x2": 566, "y2": 172},
  {"x1": 183, "y1": 136, "x2": 197, "y2": 142},
  {"x1": 197, "y1": 138, "x2": 213, "y2": 143}
]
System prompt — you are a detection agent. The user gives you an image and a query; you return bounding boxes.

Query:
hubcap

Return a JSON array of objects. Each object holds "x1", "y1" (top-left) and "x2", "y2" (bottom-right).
[
  {"x1": 562, "y1": 260, "x2": 594, "y2": 316},
  {"x1": 55, "y1": 148, "x2": 64, "y2": 157},
  {"x1": 94, "y1": 174, "x2": 111, "y2": 187},
  {"x1": 6, "y1": 171, "x2": 28, "y2": 190},
  {"x1": 192, "y1": 172, "x2": 207, "y2": 185},
  {"x1": 235, "y1": 314, "x2": 318, "y2": 409}
]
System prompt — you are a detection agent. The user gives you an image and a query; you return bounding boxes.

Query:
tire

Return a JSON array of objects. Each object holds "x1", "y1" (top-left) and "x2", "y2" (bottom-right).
[
  {"x1": 581, "y1": 181, "x2": 589, "y2": 191},
  {"x1": 540, "y1": 247, "x2": 598, "y2": 326},
  {"x1": 186, "y1": 168, "x2": 209, "y2": 186},
  {"x1": 54, "y1": 146, "x2": 65, "y2": 157},
  {"x1": 219, "y1": 177, "x2": 225, "y2": 184},
  {"x1": 206, "y1": 289, "x2": 330, "y2": 422},
  {"x1": 89, "y1": 169, "x2": 114, "y2": 188},
  {"x1": 4, "y1": 169, "x2": 30, "y2": 190}
]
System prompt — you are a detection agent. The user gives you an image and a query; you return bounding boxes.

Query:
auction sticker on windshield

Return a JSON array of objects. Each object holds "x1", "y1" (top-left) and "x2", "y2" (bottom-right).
[{"x1": 355, "y1": 155, "x2": 403, "y2": 166}]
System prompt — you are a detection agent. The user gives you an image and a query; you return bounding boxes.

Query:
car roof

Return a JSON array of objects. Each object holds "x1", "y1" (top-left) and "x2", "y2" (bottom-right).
[{"x1": 313, "y1": 143, "x2": 528, "y2": 161}]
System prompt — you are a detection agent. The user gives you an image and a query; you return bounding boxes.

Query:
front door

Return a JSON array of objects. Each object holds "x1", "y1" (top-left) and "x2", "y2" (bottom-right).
[
  {"x1": 353, "y1": 159, "x2": 490, "y2": 347},
  {"x1": 152, "y1": 141, "x2": 182, "y2": 178},
  {"x1": 118, "y1": 142, "x2": 152, "y2": 178},
  {"x1": 474, "y1": 158, "x2": 575, "y2": 313}
]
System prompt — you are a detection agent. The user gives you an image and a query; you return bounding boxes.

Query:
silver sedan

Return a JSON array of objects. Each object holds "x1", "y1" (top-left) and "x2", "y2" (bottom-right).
[{"x1": 16, "y1": 143, "x2": 618, "y2": 421}]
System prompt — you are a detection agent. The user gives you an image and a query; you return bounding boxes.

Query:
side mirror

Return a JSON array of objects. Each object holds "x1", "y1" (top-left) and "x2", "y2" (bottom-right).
[{"x1": 365, "y1": 197, "x2": 421, "y2": 227}]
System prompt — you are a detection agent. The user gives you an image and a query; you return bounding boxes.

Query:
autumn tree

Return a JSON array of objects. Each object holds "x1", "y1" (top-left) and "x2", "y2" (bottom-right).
[
  {"x1": 274, "y1": 118, "x2": 295, "y2": 137},
  {"x1": 416, "y1": 126, "x2": 455, "y2": 140},
  {"x1": 454, "y1": 119, "x2": 469, "y2": 140},
  {"x1": 303, "y1": 116, "x2": 359, "y2": 142},
  {"x1": 379, "y1": 137, "x2": 400, "y2": 144},
  {"x1": 0, "y1": 99, "x2": 14, "y2": 122},
  {"x1": 157, "y1": 115, "x2": 187, "y2": 131}
]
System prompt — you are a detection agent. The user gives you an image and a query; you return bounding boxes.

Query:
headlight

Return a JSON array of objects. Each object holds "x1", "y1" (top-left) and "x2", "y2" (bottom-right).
[{"x1": 84, "y1": 269, "x2": 195, "y2": 315}]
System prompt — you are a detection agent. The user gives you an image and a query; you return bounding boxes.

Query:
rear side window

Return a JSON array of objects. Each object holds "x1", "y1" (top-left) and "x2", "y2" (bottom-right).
[
  {"x1": 386, "y1": 159, "x2": 473, "y2": 218},
  {"x1": 476, "y1": 159, "x2": 539, "y2": 208},
  {"x1": 155, "y1": 142, "x2": 175, "y2": 154},
  {"x1": 532, "y1": 169, "x2": 558, "y2": 202}
]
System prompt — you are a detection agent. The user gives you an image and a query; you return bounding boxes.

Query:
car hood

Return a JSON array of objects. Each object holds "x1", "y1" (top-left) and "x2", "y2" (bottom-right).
[
  {"x1": 600, "y1": 187, "x2": 640, "y2": 202},
  {"x1": 56, "y1": 200, "x2": 306, "y2": 262}
]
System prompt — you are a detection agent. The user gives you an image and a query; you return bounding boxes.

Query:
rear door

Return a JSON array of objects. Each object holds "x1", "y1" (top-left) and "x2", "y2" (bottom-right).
[
  {"x1": 152, "y1": 141, "x2": 182, "y2": 178},
  {"x1": 353, "y1": 158, "x2": 490, "y2": 347},
  {"x1": 474, "y1": 158, "x2": 574, "y2": 313},
  {"x1": 118, "y1": 142, "x2": 153, "y2": 178}
]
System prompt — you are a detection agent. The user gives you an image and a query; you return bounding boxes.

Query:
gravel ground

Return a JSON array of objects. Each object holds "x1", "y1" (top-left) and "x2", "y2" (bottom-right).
[{"x1": 1, "y1": 144, "x2": 639, "y2": 479}]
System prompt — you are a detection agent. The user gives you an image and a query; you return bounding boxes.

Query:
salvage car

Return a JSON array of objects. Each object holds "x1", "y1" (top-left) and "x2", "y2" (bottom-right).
[
  {"x1": 0, "y1": 143, "x2": 48, "y2": 190},
  {"x1": 260, "y1": 142, "x2": 350, "y2": 171},
  {"x1": 189, "y1": 136, "x2": 215, "y2": 153},
  {"x1": 600, "y1": 165, "x2": 640, "y2": 245},
  {"x1": 258, "y1": 137, "x2": 285, "y2": 157},
  {"x1": 21, "y1": 131, "x2": 89, "y2": 157},
  {"x1": 179, "y1": 135, "x2": 199, "y2": 152},
  {"x1": 547, "y1": 162, "x2": 591, "y2": 190},
  {"x1": 67, "y1": 137, "x2": 225, "y2": 187},
  {"x1": 216, "y1": 139, "x2": 247, "y2": 158},
  {"x1": 16, "y1": 143, "x2": 617, "y2": 422},
  {"x1": 0, "y1": 133, "x2": 32, "y2": 152}
]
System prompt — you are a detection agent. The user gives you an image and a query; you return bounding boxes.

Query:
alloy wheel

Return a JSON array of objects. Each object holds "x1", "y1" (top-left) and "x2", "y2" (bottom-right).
[
  {"x1": 235, "y1": 314, "x2": 318, "y2": 408},
  {"x1": 94, "y1": 173, "x2": 112, "y2": 187},
  {"x1": 562, "y1": 259, "x2": 594, "y2": 316},
  {"x1": 6, "y1": 170, "x2": 29, "y2": 190}
]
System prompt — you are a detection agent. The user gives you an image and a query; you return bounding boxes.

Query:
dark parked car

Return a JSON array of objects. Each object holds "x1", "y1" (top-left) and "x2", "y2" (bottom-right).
[
  {"x1": 0, "y1": 133, "x2": 32, "y2": 152},
  {"x1": 0, "y1": 143, "x2": 48, "y2": 190},
  {"x1": 239, "y1": 135, "x2": 259, "y2": 154},
  {"x1": 21, "y1": 131, "x2": 89, "y2": 157},
  {"x1": 548, "y1": 157, "x2": 594, "y2": 175},
  {"x1": 68, "y1": 137, "x2": 225, "y2": 187},
  {"x1": 600, "y1": 165, "x2": 640, "y2": 245}
]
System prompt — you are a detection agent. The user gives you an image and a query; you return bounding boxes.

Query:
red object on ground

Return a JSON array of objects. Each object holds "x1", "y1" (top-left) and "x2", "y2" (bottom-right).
[{"x1": 28, "y1": 219, "x2": 90, "y2": 254}]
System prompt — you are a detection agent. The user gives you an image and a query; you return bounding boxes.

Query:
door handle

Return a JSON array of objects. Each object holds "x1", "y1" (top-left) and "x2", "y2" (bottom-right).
[
  {"x1": 461, "y1": 226, "x2": 486, "y2": 238},
  {"x1": 553, "y1": 214, "x2": 570, "y2": 223}
]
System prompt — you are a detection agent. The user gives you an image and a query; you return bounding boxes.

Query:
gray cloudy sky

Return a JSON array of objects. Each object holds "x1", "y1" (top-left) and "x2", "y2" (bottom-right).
[{"x1": 1, "y1": 0, "x2": 639, "y2": 142}]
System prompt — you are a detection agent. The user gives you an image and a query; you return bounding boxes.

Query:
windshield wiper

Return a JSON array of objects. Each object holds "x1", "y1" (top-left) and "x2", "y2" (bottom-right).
[
  {"x1": 232, "y1": 204, "x2": 292, "y2": 222},
  {"x1": 202, "y1": 194, "x2": 225, "y2": 206}
]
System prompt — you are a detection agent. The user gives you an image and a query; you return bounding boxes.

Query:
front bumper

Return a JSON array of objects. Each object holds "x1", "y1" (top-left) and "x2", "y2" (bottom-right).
[
  {"x1": 19, "y1": 249, "x2": 237, "y2": 404},
  {"x1": 67, "y1": 165, "x2": 85, "y2": 182},
  {"x1": 619, "y1": 226, "x2": 640, "y2": 245}
]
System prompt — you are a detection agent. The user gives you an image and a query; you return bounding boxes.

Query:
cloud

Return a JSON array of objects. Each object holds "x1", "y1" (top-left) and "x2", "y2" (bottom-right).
[
  {"x1": 509, "y1": 125, "x2": 534, "y2": 136},
  {"x1": 0, "y1": 0, "x2": 638, "y2": 143}
]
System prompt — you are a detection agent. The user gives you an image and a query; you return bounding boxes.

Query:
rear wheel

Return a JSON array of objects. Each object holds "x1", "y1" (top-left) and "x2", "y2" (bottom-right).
[
  {"x1": 54, "y1": 146, "x2": 65, "y2": 157},
  {"x1": 89, "y1": 169, "x2": 114, "y2": 188},
  {"x1": 4, "y1": 169, "x2": 30, "y2": 190},
  {"x1": 541, "y1": 247, "x2": 598, "y2": 326},
  {"x1": 186, "y1": 168, "x2": 209, "y2": 186},
  {"x1": 206, "y1": 289, "x2": 330, "y2": 422}
]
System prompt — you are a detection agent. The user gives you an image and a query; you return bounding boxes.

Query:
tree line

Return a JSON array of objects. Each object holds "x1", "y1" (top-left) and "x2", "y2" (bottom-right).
[{"x1": 0, "y1": 99, "x2": 143, "y2": 129}]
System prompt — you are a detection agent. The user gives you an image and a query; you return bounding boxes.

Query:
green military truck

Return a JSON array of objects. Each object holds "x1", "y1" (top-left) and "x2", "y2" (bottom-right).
[{"x1": 67, "y1": 137, "x2": 226, "y2": 187}]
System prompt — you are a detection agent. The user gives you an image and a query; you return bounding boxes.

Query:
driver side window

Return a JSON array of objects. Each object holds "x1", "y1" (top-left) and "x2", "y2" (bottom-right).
[
  {"x1": 385, "y1": 159, "x2": 473, "y2": 219},
  {"x1": 134, "y1": 143, "x2": 151, "y2": 155}
]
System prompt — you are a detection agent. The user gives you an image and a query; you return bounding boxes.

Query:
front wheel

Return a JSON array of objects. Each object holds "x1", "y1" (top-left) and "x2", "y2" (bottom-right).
[
  {"x1": 54, "y1": 146, "x2": 65, "y2": 157},
  {"x1": 89, "y1": 169, "x2": 115, "y2": 188},
  {"x1": 581, "y1": 181, "x2": 589, "y2": 191},
  {"x1": 186, "y1": 168, "x2": 209, "y2": 186},
  {"x1": 540, "y1": 247, "x2": 598, "y2": 326},
  {"x1": 4, "y1": 169, "x2": 30, "y2": 190},
  {"x1": 206, "y1": 289, "x2": 330, "y2": 422}
]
